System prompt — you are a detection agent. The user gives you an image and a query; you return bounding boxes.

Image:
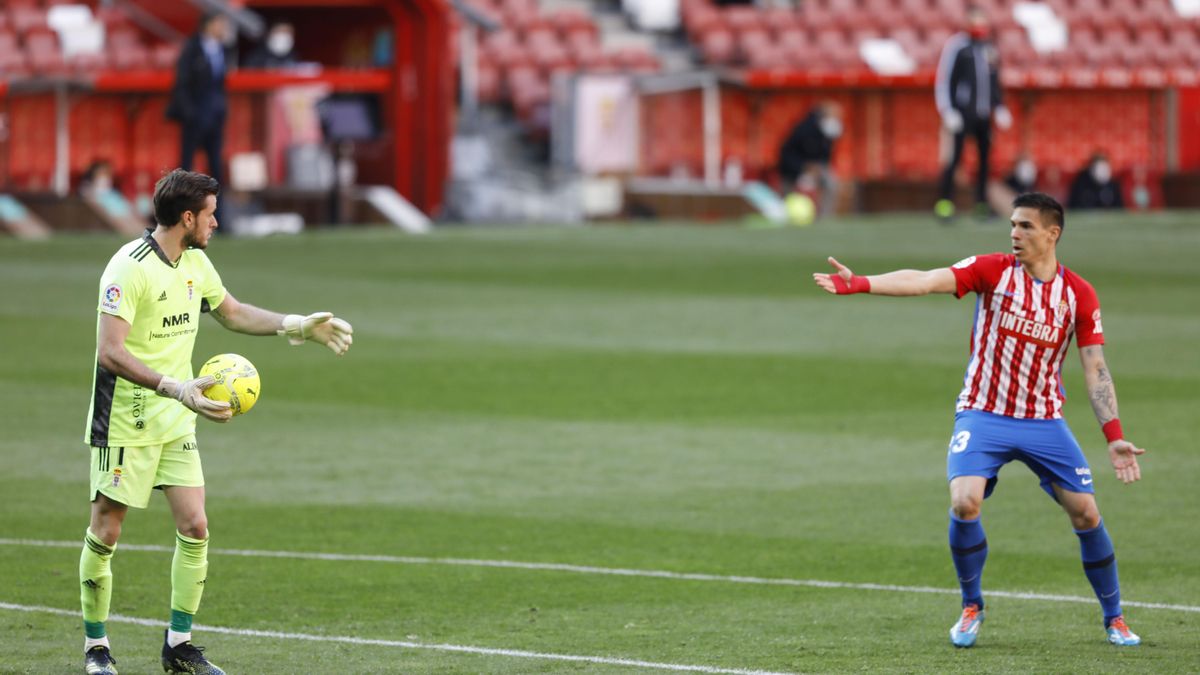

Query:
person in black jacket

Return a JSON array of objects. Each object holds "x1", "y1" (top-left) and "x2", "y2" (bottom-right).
[
  {"x1": 934, "y1": 6, "x2": 1012, "y2": 221},
  {"x1": 777, "y1": 101, "x2": 843, "y2": 215},
  {"x1": 166, "y1": 13, "x2": 232, "y2": 194},
  {"x1": 245, "y1": 22, "x2": 299, "y2": 69},
  {"x1": 1068, "y1": 152, "x2": 1124, "y2": 210}
]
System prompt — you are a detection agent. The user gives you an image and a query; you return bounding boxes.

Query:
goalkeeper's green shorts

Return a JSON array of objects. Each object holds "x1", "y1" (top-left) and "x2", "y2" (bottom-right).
[{"x1": 89, "y1": 434, "x2": 204, "y2": 509}]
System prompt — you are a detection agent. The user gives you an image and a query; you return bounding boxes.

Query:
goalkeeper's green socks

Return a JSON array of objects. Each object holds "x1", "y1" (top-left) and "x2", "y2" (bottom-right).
[
  {"x1": 168, "y1": 531, "x2": 208, "y2": 647},
  {"x1": 79, "y1": 528, "x2": 115, "y2": 651}
]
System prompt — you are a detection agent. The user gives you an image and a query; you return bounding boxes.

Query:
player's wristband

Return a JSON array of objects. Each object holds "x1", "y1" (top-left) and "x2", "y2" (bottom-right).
[
  {"x1": 831, "y1": 274, "x2": 871, "y2": 295},
  {"x1": 1102, "y1": 419, "x2": 1124, "y2": 443}
]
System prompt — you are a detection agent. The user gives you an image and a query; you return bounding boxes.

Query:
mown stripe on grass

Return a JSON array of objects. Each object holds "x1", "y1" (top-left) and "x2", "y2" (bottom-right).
[
  {"x1": 3, "y1": 538, "x2": 1197, "y2": 613},
  {"x1": 0, "y1": 602, "x2": 794, "y2": 675}
]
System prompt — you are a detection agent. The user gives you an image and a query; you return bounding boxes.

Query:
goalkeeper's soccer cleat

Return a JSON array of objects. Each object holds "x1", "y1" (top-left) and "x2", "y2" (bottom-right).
[
  {"x1": 949, "y1": 603, "x2": 984, "y2": 648},
  {"x1": 161, "y1": 631, "x2": 225, "y2": 674},
  {"x1": 84, "y1": 645, "x2": 118, "y2": 675},
  {"x1": 1106, "y1": 616, "x2": 1141, "y2": 646}
]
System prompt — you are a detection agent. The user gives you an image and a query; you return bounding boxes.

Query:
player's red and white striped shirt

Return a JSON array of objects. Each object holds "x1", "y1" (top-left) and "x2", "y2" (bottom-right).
[{"x1": 950, "y1": 253, "x2": 1104, "y2": 419}]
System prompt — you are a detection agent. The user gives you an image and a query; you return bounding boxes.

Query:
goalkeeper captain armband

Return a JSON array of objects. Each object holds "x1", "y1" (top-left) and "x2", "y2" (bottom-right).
[
  {"x1": 831, "y1": 275, "x2": 871, "y2": 295},
  {"x1": 1102, "y1": 419, "x2": 1124, "y2": 443}
]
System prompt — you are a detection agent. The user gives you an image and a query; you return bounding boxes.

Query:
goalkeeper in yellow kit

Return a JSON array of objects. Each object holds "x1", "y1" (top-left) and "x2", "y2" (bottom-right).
[{"x1": 80, "y1": 169, "x2": 353, "y2": 675}]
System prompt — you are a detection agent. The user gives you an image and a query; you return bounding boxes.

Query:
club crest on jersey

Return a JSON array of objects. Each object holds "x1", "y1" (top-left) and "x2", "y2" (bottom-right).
[
  {"x1": 1054, "y1": 300, "x2": 1069, "y2": 326},
  {"x1": 187, "y1": 280, "x2": 194, "y2": 300},
  {"x1": 101, "y1": 284, "x2": 122, "y2": 312},
  {"x1": 998, "y1": 310, "x2": 1062, "y2": 348}
]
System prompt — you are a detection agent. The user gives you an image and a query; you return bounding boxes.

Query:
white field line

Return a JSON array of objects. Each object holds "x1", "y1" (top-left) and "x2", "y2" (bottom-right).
[
  {"x1": 0, "y1": 602, "x2": 793, "y2": 675},
  {"x1": 3, "y1": 537, "x2": 1198, "y2": 614}
]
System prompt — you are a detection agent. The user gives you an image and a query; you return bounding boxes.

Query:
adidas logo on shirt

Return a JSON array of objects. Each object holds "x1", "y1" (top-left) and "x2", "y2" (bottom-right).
[{"x1": 158, "y1": 291, "x2": 168, "y2": 302}]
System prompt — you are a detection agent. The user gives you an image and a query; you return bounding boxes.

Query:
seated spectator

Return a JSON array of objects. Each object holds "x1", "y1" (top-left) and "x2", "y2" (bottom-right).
[
  {"x1": 245, "y1": 22, "x2": 299, "y2": 69},
  {"x1": 79, "y1": 159, "x2": 118, "y2": 199},
  {"x1": 1068, "y1": 152, "x2": 1124, "y2": 210},
  {"x1": 1004, "y1": 155, "x2": 1038, "y2": 195},
  {"x1": 777, "y1": 101, "x2": 843, "y2": 216}
]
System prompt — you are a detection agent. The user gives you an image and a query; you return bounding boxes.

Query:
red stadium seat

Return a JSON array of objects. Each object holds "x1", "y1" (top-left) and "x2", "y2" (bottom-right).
[
  {"x1": 760, "y1": 7, "x2": 800, "y2": 37},
  {"x1": 152, "y1": 43, "x2": 181, "y2": 70},
  {"x1": 69, "y1": 50, "x2": 108, "y2": 74},
  {"x1": 9, "y1": 3, "x2": 46, "y2": 34},
  {"x1": 776, "y1": 27, "x2": 809, "y2": 55},
  {"x1": 700, "y1": 29, "x2": 736, "y2": 65},
  {"x1": 572, "y1": 43, "x2": 610, "y2": 71},
  {"x1": 524, "y1": 27, "x2": 560, "y2": 50},
  {"x1": 476, "y1": 62, "x2": 502, "y2": 104},
  {"x1": 565, "y1": 28, "x2": 599, "y2": 57},
  {"x1": 685, "y1": 5, "x2": 721, "y2": 40},
  {"x1": 547, "y1": 8, "x2": 594, "y2": 38},
  {"x1": 0, "y1": 30, "x2": 31, "y2": 76},
  {"x1": 95, "y1": 5, "x2": 132, "y2": 29},
  {"x1": 737, "y1": 28, "x2": 773, "y2": 64},
  {"x1": 531, "y1": 39, "x2": 572, "y2": 72},
  {"x1": 107, "y1": 25, "x2": 143, "y2": 49},
  {"x1": 724, "y1": 6, "x2": 762, "y2": 32},
  {"x1": 110, "y1": 42, "x2": 150, "y2": 70},
  {"x1": 26, "y1": 30, "x2": 68, "y2": 76}
]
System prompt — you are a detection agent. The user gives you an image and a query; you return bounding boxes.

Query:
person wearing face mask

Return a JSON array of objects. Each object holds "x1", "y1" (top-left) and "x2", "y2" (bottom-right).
[
  {"x1": 934, "y1": 5, "x2": 1011, "y2": 222},
  {"x1": 777, "y1": 101, "x2": 843, "y2": 217},
  {"x1": 246, "y1": 22, "x2": 299, "y2": 69},
  {"x1": 1068, "y1": 152, "x2": 1124, "y2": 210},
  {"x1": 1004, "y1": 155, "x2": 1038, "y2": 195},
  {"x1": 166, "y1": 12, "x2": 233, "y2": 223}
]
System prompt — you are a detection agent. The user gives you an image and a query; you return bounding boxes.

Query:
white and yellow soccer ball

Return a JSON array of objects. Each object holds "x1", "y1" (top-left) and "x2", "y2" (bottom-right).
[{"x1": 198, "y1": 353, "x2": 261, "y2": 416}]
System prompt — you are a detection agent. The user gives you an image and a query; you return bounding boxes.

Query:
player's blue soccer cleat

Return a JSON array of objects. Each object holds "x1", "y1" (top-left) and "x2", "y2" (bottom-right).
[
  {"x1": 949, "y1": 603, "x2": 984, "y2": 648},
  {"x1": 1106, "y1": 616, "x2": 1140, "y2": 646},
  {"x1": 84, "y1": 645, "x2": 118, "y2": 675},
  {"x1": 161, "y1": 630, "x2": 225, "y2": 674}
]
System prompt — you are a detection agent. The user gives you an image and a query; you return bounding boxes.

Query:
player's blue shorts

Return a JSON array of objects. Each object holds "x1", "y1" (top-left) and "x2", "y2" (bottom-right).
[{"x1": 946, "y1": 410, "x2": 1094, "y2": 500}]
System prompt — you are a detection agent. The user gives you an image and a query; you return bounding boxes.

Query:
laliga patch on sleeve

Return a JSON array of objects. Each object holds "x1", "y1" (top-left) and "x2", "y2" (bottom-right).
[
  {"x1": 1092, "y1": 309, "x2": 1103, "y2": 334},
  {"x1": 952, "y1": 256, "x2": 977, "y2": 269},
  {"x1": 101, "y1": 284, "x2": 123, "y2": 312}
]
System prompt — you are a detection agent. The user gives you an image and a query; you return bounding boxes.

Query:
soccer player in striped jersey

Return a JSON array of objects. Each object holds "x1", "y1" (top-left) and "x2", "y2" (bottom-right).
[
  {"x1": 81, "y1": 170, "x2": 353, "y2": 675},
  {"x1": 813, "y1": 192, "x2": 1144, "y2": 648}
]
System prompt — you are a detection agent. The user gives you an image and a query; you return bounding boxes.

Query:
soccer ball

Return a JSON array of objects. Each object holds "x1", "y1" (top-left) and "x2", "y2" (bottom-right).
[{"x1": 198, "y1": 353, "x2": 261, "y2": 416}]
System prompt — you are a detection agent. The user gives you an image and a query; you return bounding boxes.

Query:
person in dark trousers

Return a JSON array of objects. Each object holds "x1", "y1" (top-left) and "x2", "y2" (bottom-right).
[
  {"x1": 166, "y1": 13, "x2": 232, "y2": 197},
  {"x1": 1068, "y1": 152, "x2": 1124, "y2": 210},
  {"x1": 934, "y1": 5, "x2": 1012, "y2": 221},
  {"x1": 777, "y1": 101, "x2": 843, "y2": 216}
]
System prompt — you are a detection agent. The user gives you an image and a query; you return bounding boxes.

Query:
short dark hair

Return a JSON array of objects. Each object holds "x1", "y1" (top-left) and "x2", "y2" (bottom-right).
[
  {"x1": 1012, "y1": 191, "x2": 1065, "y2": 230},
  {"x1": 153, "y1": 169, "x2": 220, "y2": 227}
]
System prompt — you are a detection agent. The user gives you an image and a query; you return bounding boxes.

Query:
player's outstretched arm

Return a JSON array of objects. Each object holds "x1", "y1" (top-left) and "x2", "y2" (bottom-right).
[
  {"x1": 97, "y1": 314, "x2": 231, "y2": 422},
  {"x1": 211, "y1": 292, "x2": 354, "y2": 355},
  {"x1": 1079, "y1": 345, "x2": 1145, "y2": 484},
  {"x1": 812, "y1": 257, "x2": 957, "y2": 296}
]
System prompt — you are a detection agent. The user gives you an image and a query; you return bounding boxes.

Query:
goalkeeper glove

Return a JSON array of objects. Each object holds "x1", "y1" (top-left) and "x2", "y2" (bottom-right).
[
  {"x1": 279, "y1": 312, "x2": 354, "y2": 355},
  {"x1": 156, "y1": 375, "x2": 232, "y2": 422},
  {"x1": 942, "y1": 109, "x2": 963, "y2": 133},
  {"x1": 994, "y1": 105, "x2": 1013, "y2": 130}
]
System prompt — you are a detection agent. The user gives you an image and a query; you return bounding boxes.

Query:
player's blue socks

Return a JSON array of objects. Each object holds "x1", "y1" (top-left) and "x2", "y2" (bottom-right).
[
  {"x1": 949, "y1": 511, "x2": 988, "y2": 608},
  {"x1": 1076, "y1": 520, "x2": 1122, "y2": 624}
]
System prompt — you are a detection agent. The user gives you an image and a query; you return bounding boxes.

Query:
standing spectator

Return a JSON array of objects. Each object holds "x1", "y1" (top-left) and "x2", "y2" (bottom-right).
[
  {"x1": 934, "y1": 6, "x2": 1012, "y2": 222},
  {"x1": 1068, "y1": 152, "x2": 1124, "y2": 210},
  {"x1": 245, "y1": 22, "x2": 299, "y2": 69},
  {"x1": 166, "y1": 13, "x2": 232, "y2": 196},
  {"x1": 777, "y1": 101, "x2": 843, "y2": 216}
]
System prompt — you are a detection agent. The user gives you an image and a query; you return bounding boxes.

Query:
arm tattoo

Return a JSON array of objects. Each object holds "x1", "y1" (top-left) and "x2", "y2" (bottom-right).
[{"x1": 1083, "y1": 347, "x2": 1119, "y2": 423}]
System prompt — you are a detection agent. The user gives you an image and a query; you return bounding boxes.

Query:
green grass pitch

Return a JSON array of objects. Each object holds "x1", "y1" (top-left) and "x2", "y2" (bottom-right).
[{"x1": 1, "y1": 212, "x2": 1197, "y2": 673}]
